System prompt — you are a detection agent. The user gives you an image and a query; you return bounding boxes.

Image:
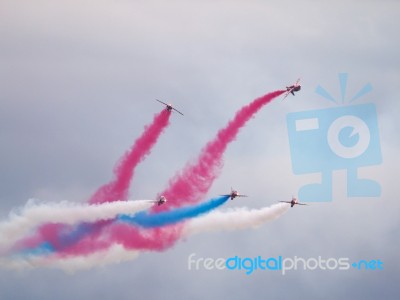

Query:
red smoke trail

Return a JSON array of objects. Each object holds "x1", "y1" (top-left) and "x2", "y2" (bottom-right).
[
  {"x1": 57, "y1": 90, "x2": 285, "y2": 255},
  {"x1": 89, "y1": 110, "x2": 171, "y2": 204}
]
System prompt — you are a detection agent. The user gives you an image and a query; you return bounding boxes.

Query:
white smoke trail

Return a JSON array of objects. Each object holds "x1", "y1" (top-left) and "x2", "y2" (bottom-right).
[
  {"x1": 0, "y1": 199, "x2": 154, "y2": 250},
  {"x1": 183, "y1": 203, "x2": 290, "y2": 236},
  {"x1": 0, "y1": 244, "x2": 139, "y2": 273}
]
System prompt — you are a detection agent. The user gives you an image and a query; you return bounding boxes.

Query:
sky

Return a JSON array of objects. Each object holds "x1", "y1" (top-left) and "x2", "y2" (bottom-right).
[{"x1": 0, "y1": 0, "x2": 399, "y2": 299}]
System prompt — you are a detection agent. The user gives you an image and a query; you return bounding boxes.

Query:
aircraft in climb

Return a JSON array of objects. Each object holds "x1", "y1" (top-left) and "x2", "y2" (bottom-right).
[
  {"x1": 279, "y1": 196, "x2": 307, "y2": 207},
  {"x1": 283, "y1": 78, "x2": 301, "y2": 100},
  {"x1": 156, "y1": 99, "x2": 184, "y2": 115},
  {"x1": 221, "y1": 188, "x2": 248, "y2": 200},
  {"x1": 154, "y1": 196, "x2": 167, "y2": 206}
]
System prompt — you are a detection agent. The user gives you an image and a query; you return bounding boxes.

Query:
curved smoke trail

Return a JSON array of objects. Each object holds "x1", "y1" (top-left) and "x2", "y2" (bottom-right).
[
  {"x1": 118, "y1": 196, "x2": 230, "y2": 228},
  {"x1": 156, "y1": 90, "x2": 285, "y2": 211},
  {"x1": 90, "y1": 109, "x2": 171, "y2": 204}
]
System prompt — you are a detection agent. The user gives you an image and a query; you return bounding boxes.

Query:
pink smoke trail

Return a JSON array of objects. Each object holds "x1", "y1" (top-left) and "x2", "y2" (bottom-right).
[
  {"x1": 89, "y1": 109, "x2": 171, "y2": 204},
  {"x1": 58, "y1": 90, "x2": 285, "y2": 255}
]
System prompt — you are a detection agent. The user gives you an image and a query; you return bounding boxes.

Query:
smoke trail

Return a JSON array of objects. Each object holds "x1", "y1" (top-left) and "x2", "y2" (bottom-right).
[
  {"x1": 183, "y1": 202, "x2": 290, "y2": 236},
  {"x1": 90, "y1": 110, "x2": 171, "y2": 204},
  {"x1": 0, "y1": 244, "x2": 139, "y2": 273},
  {"x1": 156, "y1": 90, "x2": 285, "y2": 211},
  {"x1": 0, "y1": 200, "x2": 154, "y2": 251},
  {"x1": 118, "y1": 196, "x2": 230, "y2": 228}
]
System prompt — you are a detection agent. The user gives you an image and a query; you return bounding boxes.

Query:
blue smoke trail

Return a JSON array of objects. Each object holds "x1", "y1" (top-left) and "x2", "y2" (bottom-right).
[
  {"x1": 118, "y1": 195, "x2": 230, "y2": 228},
  {"x1": 20, "y1": 241, "x2": 55, "y2": 257}
]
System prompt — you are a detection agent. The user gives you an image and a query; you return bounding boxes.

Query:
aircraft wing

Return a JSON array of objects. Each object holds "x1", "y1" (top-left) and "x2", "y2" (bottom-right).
[
  {"x1": 238, "y1": 195, "x2": 248, "y2": 197},
  {"x1": 172, "y1": 107, "x2": 184, "y2": 116},
  {"x1": 282, "y1": 89, "x2": 292, "y2": 100},
  {"x1": 279, "y1": 201, "x2": 292, "y2": 203},
  {"x1": 156, "y1": 99, "x2": 169, "y2": 106},
  {"x1": 297, "y1": 203, "x2": 308, "y2": 205}
]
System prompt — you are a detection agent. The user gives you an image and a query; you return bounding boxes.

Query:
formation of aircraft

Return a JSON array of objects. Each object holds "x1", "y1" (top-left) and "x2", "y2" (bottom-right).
[
  {"x1": 152, "y1": 79, "x2": 305, "y2": 208},
  {"x1": 221, "y1": 188, "x2": 248, "y2": 200},
  {"x1": 279, "y1": 196, "x2": 307, "y2": 208},
  {"x1": 156, "y1": 99, "x2": 184, "y2": 115},
  {"x1": 283, "y1": 78, "x2": 301, "y2": 100}
]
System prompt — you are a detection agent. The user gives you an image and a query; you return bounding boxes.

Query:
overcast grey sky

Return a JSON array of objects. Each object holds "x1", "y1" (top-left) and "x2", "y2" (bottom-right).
[{"x1": 1, "y1": 1, "x2": 399, "y2": 299}]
